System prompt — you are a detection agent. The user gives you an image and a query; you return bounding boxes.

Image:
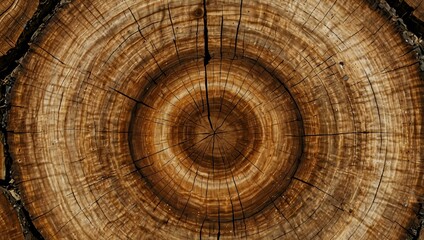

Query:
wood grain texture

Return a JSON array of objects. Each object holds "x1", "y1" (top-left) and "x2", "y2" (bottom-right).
[
  {"x1": 0, "y1": 191, "x2": 23, "y2": 240},
  {"x1": 404, "y1": 0, "x2": 424, "y2": 20},
  {"x1": 5, "y1": 0, "x2": 424, "y2": 239},
  {"x1": 0, "y1": 0, "x2": 38, "y2": 55}
]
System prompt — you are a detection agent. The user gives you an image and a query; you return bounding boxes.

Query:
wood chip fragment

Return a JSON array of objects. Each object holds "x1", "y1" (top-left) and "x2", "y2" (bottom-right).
[{"x1": 0, "y1": 191, "x2": 24, "y2": 240}]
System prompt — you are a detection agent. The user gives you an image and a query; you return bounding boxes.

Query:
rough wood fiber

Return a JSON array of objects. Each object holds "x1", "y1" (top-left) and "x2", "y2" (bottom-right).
[
  {"x1": 0, "y1": 191, "x2": 23, "y2": 240},
  {"x1": 0, "y1": 0, "x2": 38, "y2": 55},
  {"x1": 405, "y1": 0, "x2": 424, "y2": 21},
  {"x1": 5, "y1": 0, "x2": 424, "y2": 239},
  {"x1": 386, "y1": 0, "x2": 424, "y2": 36}
]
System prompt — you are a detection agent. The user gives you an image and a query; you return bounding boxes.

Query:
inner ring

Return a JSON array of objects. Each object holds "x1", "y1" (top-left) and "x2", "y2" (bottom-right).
[
  {"x1": 172, "y1": 95, "x2": 258, "y2": 174},
  {"x1": 129, "y1": 56, "x2": 304, "y2": 222}
]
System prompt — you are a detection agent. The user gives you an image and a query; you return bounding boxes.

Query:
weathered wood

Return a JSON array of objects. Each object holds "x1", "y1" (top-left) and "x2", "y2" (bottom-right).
[
  {"x1": 386, "y1": 0, "x2": 424, "y2": 36},
  {"x1": 4, "y1": 0, "x2": 424, "y2": 239},
  {"x1": 402, "y1": 0, "x2": 424, "y2": 21},
  {"x1": 0, "y1": 191, "x2": 24, "y2": 240},
  {"x1": 0, "y1": 0, "x2": 38, "y2": 182},
  {"x1": 0, "y1": 0, "x2": 38, "y2": 55}
]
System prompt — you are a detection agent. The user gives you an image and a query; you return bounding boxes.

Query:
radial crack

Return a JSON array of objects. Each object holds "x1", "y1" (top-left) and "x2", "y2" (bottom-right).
[
  {"x1": 203, "y1": 0, "x2": 213, "y2": 130},
  {"x1": 233, "y1": 0, "x2": 243, "y2": 59},
  {"x1": 110, "y1": 87, "x2": 154, "y2": 109}
]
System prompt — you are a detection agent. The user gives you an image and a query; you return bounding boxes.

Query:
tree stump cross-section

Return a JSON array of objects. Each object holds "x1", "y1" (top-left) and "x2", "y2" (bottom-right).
[{"x1": 2, "y1": 0, "x2": 424, "y2": 239}]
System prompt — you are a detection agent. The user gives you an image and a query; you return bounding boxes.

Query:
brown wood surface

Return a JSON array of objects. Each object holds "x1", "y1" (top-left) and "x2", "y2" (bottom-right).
[
  {"x1": 405, "y1": 0, "x2": 424, "y2": 20},
  {"x1": 0, "y1": 191, "x2": 23, "y2": 240},
  {"x1": 0, "y1": 0, "x2": 38, "y2": 182},
  {"x1": 0, "y1": 0, "x2": 38, "y2": 55},
  {"x1": 3, "y1": 0, "x2": 424, "y2": 239}
]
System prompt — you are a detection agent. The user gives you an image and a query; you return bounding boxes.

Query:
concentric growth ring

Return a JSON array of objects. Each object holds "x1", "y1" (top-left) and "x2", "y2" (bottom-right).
[
  {"x1": 130, "y1": 57, "x2": 303, "y2": 223},
  {"x1": 6, "y1": 0, "x2": 424, "y2": 239}
]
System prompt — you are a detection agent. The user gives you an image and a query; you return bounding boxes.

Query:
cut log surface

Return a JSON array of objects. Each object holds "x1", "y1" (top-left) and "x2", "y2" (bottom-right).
[
  {"x1": 6, "y1": 0, "x2": 424, "y2": 239},
  {"x1": 404, "y1": 0, "x2": 424, "y2": 22},
  {"x1": 0, "y1": 0, "x2": 38, "y2": 55},
  {"x1": 0, "y1": 191, "x2": 23, "y2": 240}
]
